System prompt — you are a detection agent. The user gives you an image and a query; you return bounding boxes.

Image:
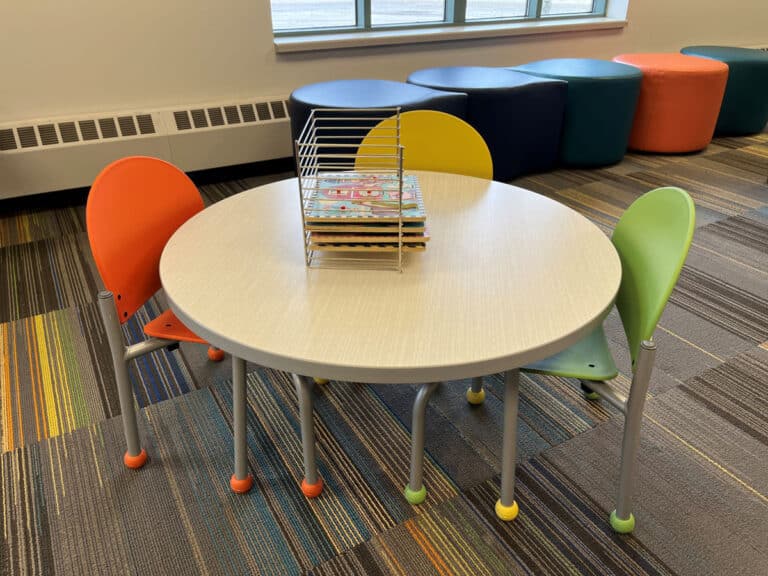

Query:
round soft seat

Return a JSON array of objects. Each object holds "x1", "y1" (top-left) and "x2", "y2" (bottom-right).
[
  {"x1": 407, "y1": 66, "x2": 567, "y2": 180},
  {"x1": 510, "y1": 59, "x2": 642, "y2": 167},
  {"x1": 612, "y1": 53, "x2": 729, "y2": 153},
  {"x1": 288, "y1": 79, "x2": 467, "y2": 143},
  {"x1": 680, "y1": 46, "x2": 768, "y2": 135}
]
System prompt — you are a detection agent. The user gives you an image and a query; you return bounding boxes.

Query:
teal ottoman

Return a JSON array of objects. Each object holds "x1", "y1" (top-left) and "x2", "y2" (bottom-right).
[
  {"x1": 681, "y1": 46, "x2": 768, "y2": 135},
  {"x1": 510, "y1": 58, "x2": 642, "y2": 167}
]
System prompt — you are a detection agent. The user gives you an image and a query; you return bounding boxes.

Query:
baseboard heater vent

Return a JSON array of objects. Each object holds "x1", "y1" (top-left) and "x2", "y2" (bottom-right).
[{"x1": 0, "y1": 97, "x2": 292, "y2": 200}]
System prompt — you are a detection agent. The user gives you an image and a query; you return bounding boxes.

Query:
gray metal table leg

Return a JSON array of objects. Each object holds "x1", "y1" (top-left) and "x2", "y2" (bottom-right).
[
  {"x1": 404, "y1": 382, "x2": 439, "y2": 505},
  {"x1": 230, "y1": 356, "x2": 254, "y2": 493},
  {"x1": 293, "y1": 374, "x2": 323, "y2": 498},
  {"x1": 496, "y1": 369, "x2": 520, "y2": 520}
]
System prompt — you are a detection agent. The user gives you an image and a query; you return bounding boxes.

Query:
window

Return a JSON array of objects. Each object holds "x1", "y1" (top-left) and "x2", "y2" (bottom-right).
[{"x1": 271, "y1": 1, "x2": 607, "y2": 35}]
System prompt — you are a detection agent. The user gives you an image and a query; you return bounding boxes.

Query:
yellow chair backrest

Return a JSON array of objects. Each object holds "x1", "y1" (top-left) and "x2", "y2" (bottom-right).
[{"x1": 355, "y1": 110, "x2": 493, "y2": 179}]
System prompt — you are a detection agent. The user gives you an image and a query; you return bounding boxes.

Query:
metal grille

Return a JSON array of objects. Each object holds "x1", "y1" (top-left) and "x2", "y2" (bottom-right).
[
  {"x1": 270, "y1": 101, "x2": 287, "y2": 118},
  {"x1": 79, "y1": 120, "x2": 99, "y2": 141},
  {"x1": 38, "y1": 124, "x2": 59, "y2": 145},
  {"x1": 17, "y1": 126, "x2": 38, "y2": 148},
  {"x1": 207, "y1": 107, "x2": 225, "y2": 126},
  {"x1": 191, "y1": 109, "x2": 208, "y2": 128},
  {"x1": 59, "y1": 122, "x2": 79, "y2": 143},
  {"x1": 118, "y1": 116, "x2": 137, "y2": 136},
  {"x1": 224, "y1": 105, "x2": 241, "y2": 124},
  {"x1": 0, "y1": 128, "x2": 17, "y2": 150},
  {"x1": 99, "y1": 118, "x2": 118, "y2": 138},
  {"x1": 255, "y1": 102, "x2": 272, "y2": 121},
  {"x1": 136, "y1": 114, "x2": 156, "y2": 134},
  {"x1": 174, "y1": 111, "x2": 192, "y2": 130},
  {"x1": 240, "y1": 104, "x2": 256, "y2": 122}
]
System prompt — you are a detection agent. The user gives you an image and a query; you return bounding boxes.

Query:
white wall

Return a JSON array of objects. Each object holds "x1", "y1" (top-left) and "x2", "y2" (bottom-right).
[{"x1": 0, "y1": 0, "x2": 765, "y2": 123}]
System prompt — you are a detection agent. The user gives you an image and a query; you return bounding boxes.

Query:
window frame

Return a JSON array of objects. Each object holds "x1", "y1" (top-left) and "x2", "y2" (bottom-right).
[{"x1": 272, "y1": 0, "x2": 609, "y2": 37}]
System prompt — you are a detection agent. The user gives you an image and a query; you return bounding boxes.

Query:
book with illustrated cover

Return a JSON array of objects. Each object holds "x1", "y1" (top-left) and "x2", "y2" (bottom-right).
[{"x1": 303, "y1": 172, "x2": 425, "y2": 223}]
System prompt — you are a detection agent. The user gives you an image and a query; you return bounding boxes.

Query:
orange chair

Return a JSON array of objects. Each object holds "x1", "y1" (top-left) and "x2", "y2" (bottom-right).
[
  {"x1": 86, "y1": 157, "x2": 253, "y2": 493},
  {"x1": 613, "y1": 53, "x2": 729, "y2": 153}
]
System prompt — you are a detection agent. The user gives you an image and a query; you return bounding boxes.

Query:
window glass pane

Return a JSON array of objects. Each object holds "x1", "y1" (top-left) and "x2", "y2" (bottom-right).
[
  {"x1": 371, "y1": 0, "x2": 445, "y2": 26},
  {"x1": 270, "y1": 0, "x2": 356, "y2": 31},
  {"x1": 541, "y1": 0, "x2": 595, "y2": 15},
  {"x1": 466, "y1": 1, "x2": 528, "y2": 20}
]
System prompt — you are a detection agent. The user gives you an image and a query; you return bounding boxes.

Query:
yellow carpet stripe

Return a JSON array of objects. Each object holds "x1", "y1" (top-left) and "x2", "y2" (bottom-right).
[
  {"x1": 36, "y1": 315, "x2": 61, "y2": 438},
  {"x1": 2, "y1": 323, "x2": 12, "y2": 452},
  {"x1": 646, "y1": 415, "x2": 768, "y2": 505},
  {"x1": 655, "y1": 324, "x2": 725, "y2": 362},
  {"x1": 25, "y1": 317, "x2": 43, "y2": 441}
]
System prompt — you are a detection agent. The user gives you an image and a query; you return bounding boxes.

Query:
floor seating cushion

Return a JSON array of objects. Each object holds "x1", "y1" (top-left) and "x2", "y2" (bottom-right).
[
  {"x1": 612, "y1": 53, "x2": 729, "y2": 153},
  {"x1": 511, "y1": 58, "x2": 642, "y2": 167},
  {"x1": 288, "y1": 79, "x2": 467, "y2": 144},
  {"x1": 407, "y1": 66, "x2": 567, "y2": 180},
  {"x1": 680, "y1": 46, "x2": 768, "y2": 135}
]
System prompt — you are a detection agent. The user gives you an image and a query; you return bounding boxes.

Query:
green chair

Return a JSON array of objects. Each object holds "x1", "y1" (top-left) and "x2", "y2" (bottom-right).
[{"x1": 468, "y1": 186, "x2": 695, "y2": 532}]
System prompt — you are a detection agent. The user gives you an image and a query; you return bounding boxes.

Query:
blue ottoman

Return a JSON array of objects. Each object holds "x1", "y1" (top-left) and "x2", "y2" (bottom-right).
[
  {"x1": 407, "y1": 66, "x2": 567, "y2": 180},
  {"x1": 681, "y1": 46, "x2": 768, "y2": 135},
  {"x1": 288, "y1": 79, "x2": 467, "y2": 143},
  {"x1": 511, "y1": 59, "x2": 642, "y2": 167}
]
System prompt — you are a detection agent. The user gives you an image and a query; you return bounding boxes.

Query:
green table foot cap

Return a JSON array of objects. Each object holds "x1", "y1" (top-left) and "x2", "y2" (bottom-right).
[
  {"x1": 404, "y1": 484, "x2": 427, "y2": 505},
  {"x1": 610, "y1": 510, "x2": 635, "y2": 533},
  {"x1": 466, "y1": 388, "x2": 486, "y2": 405},
  {"x1": 584, "y1": 390, "x2": 601, "y2": 401},
  {"x1": 495, "y1": 499, "x2": 519, "y2": 521}
]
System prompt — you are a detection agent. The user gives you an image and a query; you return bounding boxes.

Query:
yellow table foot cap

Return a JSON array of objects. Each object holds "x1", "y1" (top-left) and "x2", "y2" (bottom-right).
[
  {"x1": 230, "y1": 473, "x2": 254, "y2": 494},
  {"x1": 466, "y1": 388, "x2": 486, "y2": 405},
  {"x1": 124, "y1": 449, "x2": 148, "y2": 469},
  {"x1": 302, "y1": 478, "x2": 324, "y2": 498},
  {"x1": 495, "y1": 499, "x2": 519, "y2": 521},
  {"x1": 313, "y1": 378, "x2": 330, "y2": 385}
]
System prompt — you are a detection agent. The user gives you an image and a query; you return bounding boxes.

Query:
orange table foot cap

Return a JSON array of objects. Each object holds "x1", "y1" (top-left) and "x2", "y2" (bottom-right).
[
  {"x1": 230, "y1": 473, "x2": 255, "y2": 494},
  {"x1": 124, "y1": 449, "x2": 148, "y2": 469},
  {"x1": 301, "y1": 478, "x2": 324, "y2": 498},
  {"x1": 208, "y1": 347, "x2": 225, "y2": 362}
]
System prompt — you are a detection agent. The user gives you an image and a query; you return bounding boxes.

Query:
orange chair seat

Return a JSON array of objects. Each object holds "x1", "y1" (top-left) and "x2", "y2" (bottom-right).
[
  {"x1": 612, "y1": 53, "x2": 729, "y2": 153},
  {"x1": 143, "y1": 309, "x2": 207, "y2": 343}
]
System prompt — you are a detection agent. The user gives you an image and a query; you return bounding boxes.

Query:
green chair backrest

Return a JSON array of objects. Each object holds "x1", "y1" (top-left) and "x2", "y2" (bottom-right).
[
  {"x1": 355, "y1": 110, "x2": 493, "y2": 179},
  {"x1": 612, "y1": 186, "x2": 695, "y2": 366}
]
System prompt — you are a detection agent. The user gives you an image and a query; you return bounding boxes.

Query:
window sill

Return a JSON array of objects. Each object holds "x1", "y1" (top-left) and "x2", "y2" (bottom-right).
[{"x1": 274, "y1": 17, "x2": 628, "y2": 54}]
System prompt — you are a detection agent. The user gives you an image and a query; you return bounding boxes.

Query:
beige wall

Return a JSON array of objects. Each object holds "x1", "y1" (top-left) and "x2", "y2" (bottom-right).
[{"x1": 1, "y1": 0, "x2": 765, "y2": 122}]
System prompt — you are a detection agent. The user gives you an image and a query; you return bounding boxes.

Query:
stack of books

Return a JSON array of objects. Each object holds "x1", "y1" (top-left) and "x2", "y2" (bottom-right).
[{"x1": 303, "y1": 172, "x2": 428, "y2": 252}]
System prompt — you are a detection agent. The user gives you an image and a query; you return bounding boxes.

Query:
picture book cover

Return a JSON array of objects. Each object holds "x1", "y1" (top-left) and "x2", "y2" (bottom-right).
[{"x1": 303, "y1": 172, "x2": 425, "y2": 222}]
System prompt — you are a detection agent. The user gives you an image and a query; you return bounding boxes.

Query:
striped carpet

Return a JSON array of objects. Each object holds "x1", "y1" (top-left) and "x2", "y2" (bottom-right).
[{"x1": 1, "y1": 130, "x2": 766, "y2": 575}]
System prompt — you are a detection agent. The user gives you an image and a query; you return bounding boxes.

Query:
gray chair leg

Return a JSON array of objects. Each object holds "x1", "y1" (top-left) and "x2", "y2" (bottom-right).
[
  {"x1": 496, "y1": 369, "x2": 520, "y2": 520},
  {"x1": 293, "y1": 374, "x2": 323, "y2": 497},
  {"x1": 404, "y1": 382, "x2": 439, "y2": 505},
  {"x1": 466, "y1": 376, "x2": 486, "y2": 405},
  {"x1": 610, "y1": 340, "x2": 657, "y2": 533},
  {"x1": 98, "y1": 291, "x2": 147, "y2": 469},
  {"x1": 230, "y1": 356, "x2": 254, "y2": 493}
]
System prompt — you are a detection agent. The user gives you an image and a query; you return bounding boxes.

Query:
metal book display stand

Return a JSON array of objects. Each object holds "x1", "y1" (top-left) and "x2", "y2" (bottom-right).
[{"x1": 294, "y1": 107, "x2": 428, "y2": 272}]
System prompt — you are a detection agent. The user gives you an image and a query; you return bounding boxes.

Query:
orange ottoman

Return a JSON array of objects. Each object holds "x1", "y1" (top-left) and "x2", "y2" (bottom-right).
[{"x1": 612, "y1": 53, "x2": 729, "y2": 153}]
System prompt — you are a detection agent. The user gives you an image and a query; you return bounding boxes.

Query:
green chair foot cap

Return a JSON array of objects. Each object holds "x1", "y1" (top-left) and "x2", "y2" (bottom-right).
[
  {"x1": 584, "y1": 390, "x2": 601, "y2": 401},
  {"x1": 610, "y1": 510, "x2": 635, "y2": 533},
  {"x1": 466, "y1": 388, "x2": 486, "y2": 405},
  {"x1": 404, "y1": 484, "x2": 427, "y2": 505},
  {"x1": 495, "y1": 499, "x2": 519, "y2": 521}
]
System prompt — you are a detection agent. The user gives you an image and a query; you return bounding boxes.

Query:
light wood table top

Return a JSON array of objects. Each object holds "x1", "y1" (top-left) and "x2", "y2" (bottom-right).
[{"x1": 160, "y1": 171, "x2": 621, "y2": 384}]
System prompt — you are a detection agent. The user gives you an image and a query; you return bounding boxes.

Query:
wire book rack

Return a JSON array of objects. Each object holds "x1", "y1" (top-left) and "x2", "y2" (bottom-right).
[{"x1": 295, "y1": 107, "x2": 426, "y2": 272}]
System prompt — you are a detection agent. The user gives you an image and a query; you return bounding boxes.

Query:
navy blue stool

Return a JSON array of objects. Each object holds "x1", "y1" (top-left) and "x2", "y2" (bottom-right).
[
  {"x1": 288, "y1": 79, "x2": 467, "y2": 144},
  {"x1": 407, "y1": 66, "x2": 567, "y2": 180}
]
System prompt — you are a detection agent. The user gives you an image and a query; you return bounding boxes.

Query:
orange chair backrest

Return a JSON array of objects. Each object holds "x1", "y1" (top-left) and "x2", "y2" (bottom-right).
[{"x1": 86, "y1": 156, "x2": 204, "y2": 323}]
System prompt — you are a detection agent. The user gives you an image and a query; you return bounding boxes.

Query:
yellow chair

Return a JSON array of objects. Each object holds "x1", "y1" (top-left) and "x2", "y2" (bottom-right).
[{"x1": 355, "y1": 110, "x2": 493, "y2": 178}]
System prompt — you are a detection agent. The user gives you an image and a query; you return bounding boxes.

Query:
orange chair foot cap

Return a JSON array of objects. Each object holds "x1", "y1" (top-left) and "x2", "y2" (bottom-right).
[
  {"x1": 208, "y1": 347, "x2": 225, "y2": 362},
  {"x1": 124, "y1": 449, "x2": 148, "y2": 469},
  {"x1": 495, "y1": 499, "x2": 519, "y2": 521},
  {"x1": 301, "y1": 478, "x2": 324, "y2": 498},
  {"x1": 230, "y1": 473, "x2": 255, "y2": 494}
]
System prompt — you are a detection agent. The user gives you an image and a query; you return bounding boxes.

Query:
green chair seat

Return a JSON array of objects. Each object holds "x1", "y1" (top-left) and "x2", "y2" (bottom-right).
[{"x1": 524, "y1": 325, "x2": 618, "y2": 380}]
